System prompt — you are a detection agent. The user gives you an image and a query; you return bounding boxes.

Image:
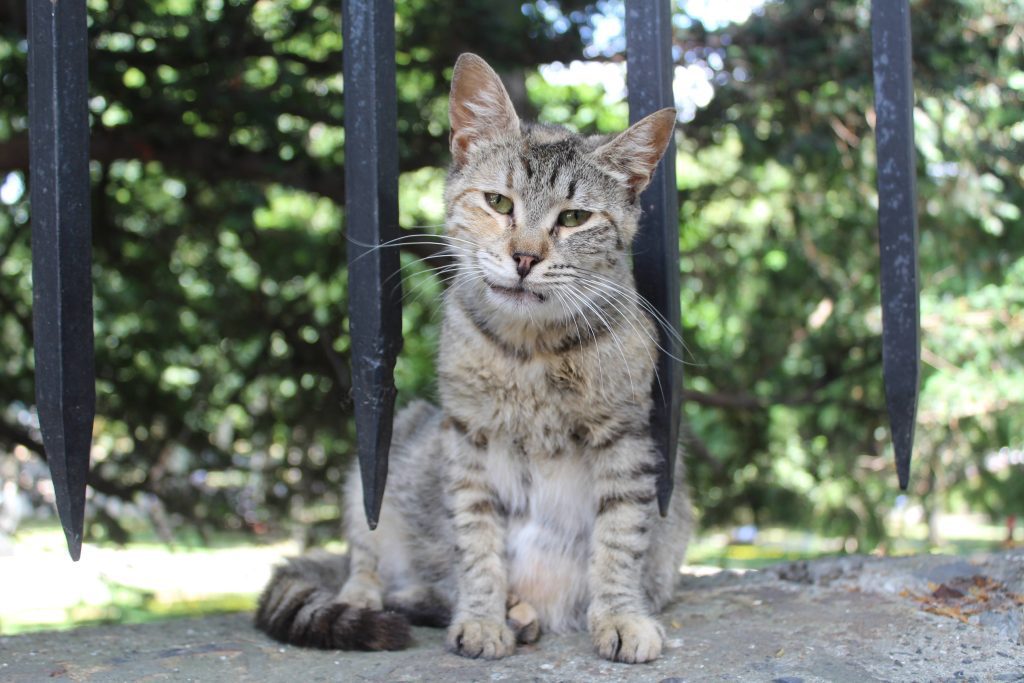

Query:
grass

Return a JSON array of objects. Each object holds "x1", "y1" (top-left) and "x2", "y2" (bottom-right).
[
  {"x1": 1, "y1": 525, "x2": 301, "y2": 635},
  {"x1": 0, "y1": 514, "x2": 1012, "y2": 635},
  {"x1": 688, "y1": 515, "x2": 1012, "y2": 570}
]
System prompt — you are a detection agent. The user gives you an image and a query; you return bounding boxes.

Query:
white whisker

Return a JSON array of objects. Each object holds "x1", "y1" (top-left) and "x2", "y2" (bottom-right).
[
  {"x1": 570, "y1": 267, "x2": 699, "y2": 366},
  {"x1": 553, "y1": 289, "x2": 609, "y2": 400},
  {"x1": 385, "y1": 250, "x2": 464, "y2": 291},
  {"x1": 345, "y1": 232, "x2": 477, "y2": 265},
  {"x1": 559, "y1": 284, "x2": 637, "y2": 401},
  {"x1": 575, "y1": 267, "x2": 685, "y2": 343},
  {"x1": 571, "y1": 280, "x2": 665, "y2": 402},
  {"x1": 574, "y1": 278, "x2": 688, "y2": 367}
]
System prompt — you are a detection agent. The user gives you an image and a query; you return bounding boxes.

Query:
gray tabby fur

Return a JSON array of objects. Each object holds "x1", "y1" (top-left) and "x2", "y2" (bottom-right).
[{"x1": 255, "y1": 53, "x2": 691, "y2": 664}]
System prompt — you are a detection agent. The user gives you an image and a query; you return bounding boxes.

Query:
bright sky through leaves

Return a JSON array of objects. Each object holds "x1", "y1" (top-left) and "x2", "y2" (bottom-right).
[{"x1": 539, "y1": 0, "x2": 766, "y2": 120}]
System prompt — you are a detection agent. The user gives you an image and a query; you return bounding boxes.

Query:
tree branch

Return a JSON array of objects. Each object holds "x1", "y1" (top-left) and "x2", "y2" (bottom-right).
[
  {"x1": 0, "y1": 419, "x2": 44, "y2": 457},
  {"x1": 1, "y1": 130, "x2": 347, "y2": 202}
]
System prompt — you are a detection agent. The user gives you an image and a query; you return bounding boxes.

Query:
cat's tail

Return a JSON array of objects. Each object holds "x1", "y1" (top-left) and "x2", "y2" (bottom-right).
[{"x1": 254, "y1": 550, "x2": 412, "y2": 650}]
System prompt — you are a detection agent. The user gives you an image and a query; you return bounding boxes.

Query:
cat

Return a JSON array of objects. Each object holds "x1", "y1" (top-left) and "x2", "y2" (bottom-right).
[{"x1": 254, "y1": 53, "x2": 691, "y2": 664}]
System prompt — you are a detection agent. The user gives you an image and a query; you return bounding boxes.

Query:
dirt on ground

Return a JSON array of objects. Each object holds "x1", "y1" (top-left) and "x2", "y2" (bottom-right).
[{"x1": 2, "y1": 549, "x2": 1023, "y2": 682}]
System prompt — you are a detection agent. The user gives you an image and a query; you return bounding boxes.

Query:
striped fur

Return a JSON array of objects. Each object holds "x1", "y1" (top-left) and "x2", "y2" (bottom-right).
[
  {"x1": 254, "y1": 552, "x2": 412, "y2": 650},
  {"x1": 255, "y1": 54, "x2": 692, "y2": 663}
]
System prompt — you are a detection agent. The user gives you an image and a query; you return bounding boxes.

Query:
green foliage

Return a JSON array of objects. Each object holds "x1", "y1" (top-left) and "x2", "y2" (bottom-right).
[
  {"x1": 678, "y1": 0, "x2": 1024, "y2": 544},
  {"x1": 0, "y1": 0, "x2": 1020, "y2": 549},
  {"x1": 0, "y1": 0, "x2": 597, "y2": 544}
]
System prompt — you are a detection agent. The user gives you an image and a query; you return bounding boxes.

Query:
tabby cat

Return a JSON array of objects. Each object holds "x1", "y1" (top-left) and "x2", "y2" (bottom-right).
[{"x1": 255, "y1": 53, "x2": 691, "y2": 664}]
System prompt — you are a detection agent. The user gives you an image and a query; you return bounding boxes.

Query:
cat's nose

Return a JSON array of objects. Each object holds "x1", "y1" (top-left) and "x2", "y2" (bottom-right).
[{"x1": 512, "y1": 252, "x2": 542, "y2": 278}]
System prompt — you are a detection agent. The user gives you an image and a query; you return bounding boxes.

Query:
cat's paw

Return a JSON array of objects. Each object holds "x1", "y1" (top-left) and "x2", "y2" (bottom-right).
[
  {"x1": 590, "y1": 613, "x2": 664, "y2": 663},
  {"x1": 446, "y1": 618, "x2": 516, "y2": 659},
  {"x1": 507, "y1": 599, "x2": 540, "y2": 645},
  {"x1": 337, "y1": 575, "x2": 383, "y2": 611}
]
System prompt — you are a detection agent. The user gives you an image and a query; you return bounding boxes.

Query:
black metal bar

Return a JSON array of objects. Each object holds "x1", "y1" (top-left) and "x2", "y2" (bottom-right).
[
  {"x1": 872, "y1": 0, "x2": 920, "y2": 490},
  {"x1": 27, "y1": 0, "x2": 94, "y2": 561},
  {"x1": 625, "y1": 0, "x2": 681, "y2": 517},
  {"x1": 342, "y1": 0, "x2": 402, "y2": 529}
]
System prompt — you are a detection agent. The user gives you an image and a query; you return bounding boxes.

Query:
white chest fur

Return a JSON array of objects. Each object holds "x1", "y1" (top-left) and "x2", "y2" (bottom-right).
[{"x1": 484, "y1": 438, "x2": 595, "y2": 633}]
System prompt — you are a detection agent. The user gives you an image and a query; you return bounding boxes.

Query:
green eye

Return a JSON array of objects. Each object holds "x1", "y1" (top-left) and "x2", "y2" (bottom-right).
[
  {"x1": 485, "y1": 193, "x2": 513, "y2": 215},
  {"x1": 557, "y1": 209, "x2": 592, "y2": 228}
]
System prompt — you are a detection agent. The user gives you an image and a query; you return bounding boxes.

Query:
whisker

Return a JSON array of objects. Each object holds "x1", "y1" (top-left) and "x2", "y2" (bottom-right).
[
  {"x1": 571, "y1": 280, "x2": 666, "y2": 401},
  {"x1": 569, "y1": 267, "x2": 698, "y2": 365},
  {"x1": 346, "y1": 231, "x2": 446, "y2": 249},
  {"x1": 397, "y1": 263, "x2": 464, "y2": 301},
  {"x1": 414, "y1": 268, "x2": 480, "y2": 310},
  {"x1": 574, "y1": 279, "x2": 689, "y2": 367},
  {"x1": 553, "y1": 289, "x2": 609, "y2": 400},
  {"x1": 384, "y1": 250, "x2": 466, "y2": 290},
  {"x1": 559, "y1": 285, "x2": 637, "y2": 401},
  {"x1": 345, "y1": 232, "x2": 478, "y2": 264},
  {"x1": 574, "y1": 268, "x2": 685, "y2": 344}
]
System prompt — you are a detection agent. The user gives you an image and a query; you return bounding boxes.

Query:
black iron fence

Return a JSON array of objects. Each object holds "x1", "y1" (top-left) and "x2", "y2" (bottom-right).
[{"x1": 25, "y1": 0, "x2": 920, "y2": 560}]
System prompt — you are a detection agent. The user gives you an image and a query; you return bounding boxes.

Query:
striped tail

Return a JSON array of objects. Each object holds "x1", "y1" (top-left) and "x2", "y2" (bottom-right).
[{"x1": 254, "y1": 551, "x2": 412, "y2": 651}]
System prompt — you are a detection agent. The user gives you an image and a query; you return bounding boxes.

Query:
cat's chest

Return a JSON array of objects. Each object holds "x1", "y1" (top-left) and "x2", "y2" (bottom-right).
[
  {"x1": 488, "y1": 447, "x2": 595, "y2": 632},
  {"x1": 484, "y1": 441, "x2": 592, "y2": 517},
  {"x1": 441, "y1": 348, "x2": 592, "y2": 436}
]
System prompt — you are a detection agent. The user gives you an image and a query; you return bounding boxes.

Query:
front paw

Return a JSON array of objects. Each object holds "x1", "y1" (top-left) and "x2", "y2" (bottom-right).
[
  {"x1": 590, "y1": 613, "x2": 664, "y2": 663},
  {"x1": 337, "y1": 577, "x2": 383, "y2": 611},
  {"x1": 446, "y1": 618, "x2": 516, "y2": 659}
]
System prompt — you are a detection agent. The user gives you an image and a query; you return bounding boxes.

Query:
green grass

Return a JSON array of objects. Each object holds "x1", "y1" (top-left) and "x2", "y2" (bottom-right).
[
  {"x1": 0, "y1": 527, "x2": 302, "y2": 635},
  {"x1": 40, "y1": 586, "x2": 256, "y2": 634},
  {"x1": 688, "y1": 518, "x2": 1012, "y2": 570}
]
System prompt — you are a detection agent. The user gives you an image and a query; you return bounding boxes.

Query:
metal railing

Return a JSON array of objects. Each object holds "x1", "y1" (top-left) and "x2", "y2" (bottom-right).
[{"x1": 26, "y1": 0, "x2": 920, "y2": 559}]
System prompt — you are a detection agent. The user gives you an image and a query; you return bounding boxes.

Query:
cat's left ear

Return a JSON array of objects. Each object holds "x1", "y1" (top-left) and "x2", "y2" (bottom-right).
[
  {"x1": 449, "y1": 54, "x2": 520, "y2": 168},
  {"x1": 593, "y1": 108, "x2": 677, "y2": 194}
]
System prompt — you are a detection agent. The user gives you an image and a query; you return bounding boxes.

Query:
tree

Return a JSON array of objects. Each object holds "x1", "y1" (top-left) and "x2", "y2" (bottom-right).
[
  {"x1": 0, "y1": 0, "x2": 599, "y2": 543},
  {"x1": 672, "y1": 0, "x2": 1023, "y2": 543},
  {"x1": 1, "y1": 0, "x2": 1020, "y2": 549}
]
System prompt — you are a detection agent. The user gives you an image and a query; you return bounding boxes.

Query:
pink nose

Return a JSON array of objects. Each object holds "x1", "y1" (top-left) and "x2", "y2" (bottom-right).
[{"x1": 512, "y1": 252, "x2": 541, "y2": 278}]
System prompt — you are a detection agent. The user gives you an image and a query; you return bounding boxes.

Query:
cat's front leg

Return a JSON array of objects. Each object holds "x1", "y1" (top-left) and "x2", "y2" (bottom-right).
[
  {"x1": 441, "y1": 417, "x2": 515, "y2": 659},
  {"x1": 587, "y1": 433, "x2": 664, "y2": 664}
]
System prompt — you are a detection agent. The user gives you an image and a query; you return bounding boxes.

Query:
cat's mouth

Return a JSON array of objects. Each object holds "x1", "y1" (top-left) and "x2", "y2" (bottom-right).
[{"x1": 485, "y1": 280, "x2": 546, "y2": 303}]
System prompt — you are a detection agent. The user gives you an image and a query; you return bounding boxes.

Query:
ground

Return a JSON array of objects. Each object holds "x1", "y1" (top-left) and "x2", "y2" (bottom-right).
[{"x1": 2, "y1": 549, "x2": 1022, "y2": 682}]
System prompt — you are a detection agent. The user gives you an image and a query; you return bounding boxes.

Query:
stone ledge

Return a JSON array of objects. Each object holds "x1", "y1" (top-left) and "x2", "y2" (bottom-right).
[{"x1": 2, "y1": 550, "x2": 1023, "y2": 682}]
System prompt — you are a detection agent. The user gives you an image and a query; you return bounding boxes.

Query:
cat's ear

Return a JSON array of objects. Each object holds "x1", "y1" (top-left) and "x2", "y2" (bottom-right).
[
  {"x1": 594, "y1": 108, "x2": 677, "y2": 194},
  {"x1": 449, "y1": 54, "x2": 519, "y2": 168}
]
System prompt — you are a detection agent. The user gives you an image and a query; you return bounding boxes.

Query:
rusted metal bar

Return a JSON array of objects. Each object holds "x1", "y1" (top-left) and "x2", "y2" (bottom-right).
[
  {"x1": 872, "y1": 0, "x2": 920, "y2": 490},
  {"x1": 27, "y1": 0, "x2": 94, "y2": 560},
  {"x1": 625, "y1": 0, "x2": 681, "y2": 516},
  {"x1": 342, "y1": 0, "x2": 402, "y2": 529}
]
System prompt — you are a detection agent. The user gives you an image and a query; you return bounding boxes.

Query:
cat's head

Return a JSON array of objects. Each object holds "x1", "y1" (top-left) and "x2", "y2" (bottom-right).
[{"x1": 443, "y1": 53, "x2": 676, "y2": 325}]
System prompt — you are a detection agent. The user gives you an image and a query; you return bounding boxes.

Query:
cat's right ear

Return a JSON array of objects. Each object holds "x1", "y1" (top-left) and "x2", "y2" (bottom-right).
[{"x1": 449, "y1": 54, "x2": 519, "y2": 168}]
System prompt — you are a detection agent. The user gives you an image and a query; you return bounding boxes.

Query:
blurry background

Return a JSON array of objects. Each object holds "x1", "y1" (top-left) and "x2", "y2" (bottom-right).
[{"x1": 0, "y1": 0, "x2": 1021, "y2": 633}]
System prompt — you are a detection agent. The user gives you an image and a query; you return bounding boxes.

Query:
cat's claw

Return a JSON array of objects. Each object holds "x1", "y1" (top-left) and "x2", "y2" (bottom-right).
[
  {"x1": 590, "y1": 613, "x2": 664, "y2": 663},
  {"x1": 446, "y1": 618, "x2": 516, "y2": 659}
]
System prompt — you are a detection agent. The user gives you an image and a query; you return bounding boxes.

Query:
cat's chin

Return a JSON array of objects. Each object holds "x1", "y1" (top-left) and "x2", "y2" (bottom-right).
[{"x1": 485, "y1": 281, "x2": 546, "y2": 305}]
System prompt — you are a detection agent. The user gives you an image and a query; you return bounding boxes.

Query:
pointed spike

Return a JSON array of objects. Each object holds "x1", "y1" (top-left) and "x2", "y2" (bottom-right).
[
  {"x1": 343, "y1": 0, "x2": 402, "y2": 530},
  {"x1": 626, "y1": 1, "x2": 682, "y2": 516},
  {"x1": 872, "y1": 0, "x2": 920, "y2": 490},
  {"x1": 27, "y1": 0, "x2": 94, "y2": 561},
  {"x1": 46, "y1": 439, "x2": 89, "y2": 561},
  {"x1": 893, "y1": 409, "x2": 914, "y2": 491},
  {"x1": 353, "y1": 361, "x2": 398, "y2": 530}
]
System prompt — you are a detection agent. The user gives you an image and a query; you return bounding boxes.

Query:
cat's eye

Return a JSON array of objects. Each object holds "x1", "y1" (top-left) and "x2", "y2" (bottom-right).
[
  {"x1": 557, "y1": 209, "x2": 592, "y2": 228},
  {"x1": 485, "y1": 193, "x2": 513, "y2": 215}
]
